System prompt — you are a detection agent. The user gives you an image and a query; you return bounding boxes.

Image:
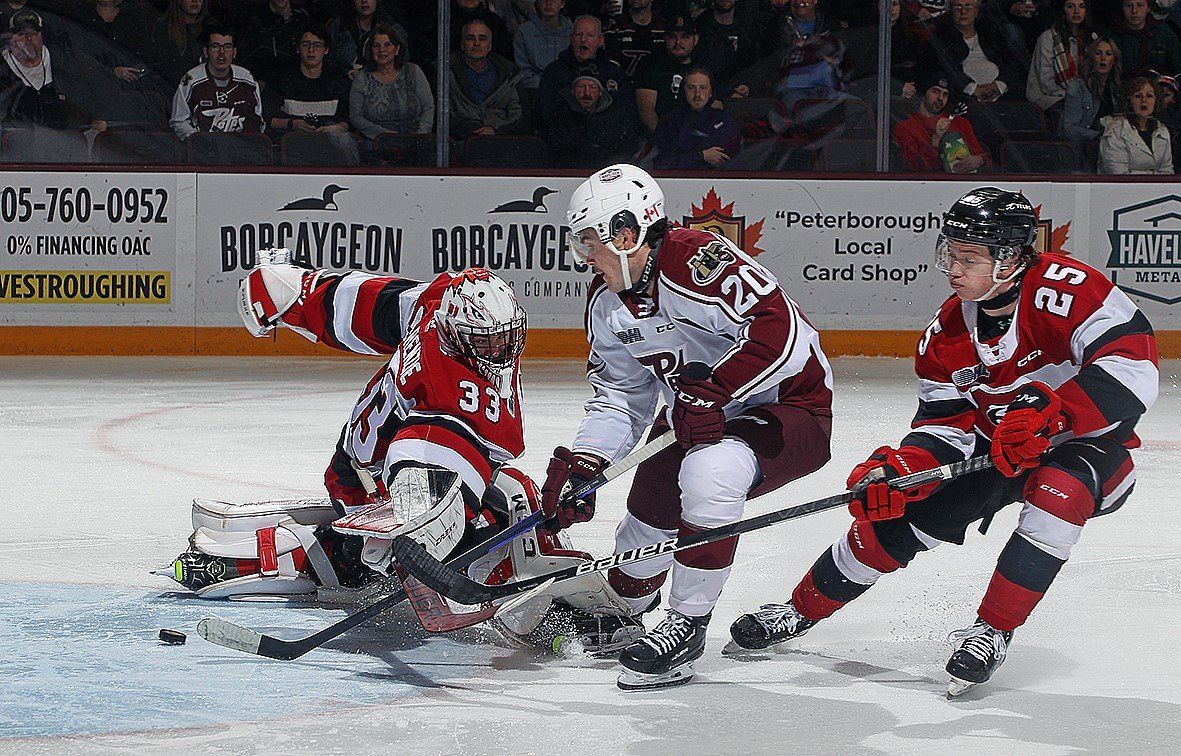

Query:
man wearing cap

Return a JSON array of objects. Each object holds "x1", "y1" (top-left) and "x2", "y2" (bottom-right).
[
  {"x1": 0, "y1": 9, "x2": 102, "y2": 130},
  {"x1": 894, "y1": 70, "x2": 988, "y2": 173},
  {"x1": 537, "y1": 14, "x2": 633, "y2": 124},
  {"x1": 634, "y1": 15, "x2": 702, "y2": 133},
  {"x1": 545, "y1": 73, "x2": 640, "y2": 166}
]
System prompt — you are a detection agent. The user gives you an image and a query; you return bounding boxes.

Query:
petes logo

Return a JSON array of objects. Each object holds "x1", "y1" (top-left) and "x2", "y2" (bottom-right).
[
  {"x1": 682, "y1": 188, "x2": 765, "y2": 257},
  {"x1": 1104, "y1": 194, "x2": 1181, "y2": 305},
  {"x1": 687, "y1": 240, "x2": 735, "y2": 286}
]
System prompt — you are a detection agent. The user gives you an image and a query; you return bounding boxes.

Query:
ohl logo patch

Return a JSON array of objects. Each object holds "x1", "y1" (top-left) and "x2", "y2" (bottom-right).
[{"x1": 681, "y1": 188, "x2": 766, "y2": 257}]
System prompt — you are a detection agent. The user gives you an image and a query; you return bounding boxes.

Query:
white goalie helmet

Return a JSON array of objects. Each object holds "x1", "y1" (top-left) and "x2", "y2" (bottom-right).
[
  {"x1": 566, "y1": 163, "x2": 665, "y2": 290},
  {"x1": 435, "y1": 269, "x2": 526, "y2": 395}
]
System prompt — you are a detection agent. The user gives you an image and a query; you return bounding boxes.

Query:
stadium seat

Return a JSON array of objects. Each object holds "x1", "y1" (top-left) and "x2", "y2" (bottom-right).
[
  {"x1": 967, "y1": 101, "x2": 1048, "y2": 143},
  {"x1": 369, "y1": 133, "x2": 442, "y2": 166},
  {"x1": 819, "y1": 139, "x2": 906, "y2": 172},
  {"x1": 93, "y1": 130, "x2": 184, "y2": 165},
  {"x1": 1, "y1": 128, "x2": 89, "y2": 163},
  {"x1": 462, "y1": 134, "x2": 551, "y2": 168},
  {"x1": 279, "y1": 132, "x2": 361, "y2": 166},
  {"x1": 723, "y1": 138, "x2": 815, "y2": 171},
  {"x1": 187, "y1": 132, "x2": 273, "y2": 165},
  {"x1": 999, "y1": 140, "x2": 1082, "y2": 173}
]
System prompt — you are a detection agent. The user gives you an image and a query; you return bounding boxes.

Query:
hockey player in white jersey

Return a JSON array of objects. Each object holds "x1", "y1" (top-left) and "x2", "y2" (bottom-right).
[{"x1": 542, "y1": 164, "x2": 835, "y2": 689}]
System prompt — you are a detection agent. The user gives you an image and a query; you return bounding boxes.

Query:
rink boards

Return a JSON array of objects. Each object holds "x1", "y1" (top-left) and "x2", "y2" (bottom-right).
[{"x1": 0, "y1": 171, "x2": 1177, "y2": 356}]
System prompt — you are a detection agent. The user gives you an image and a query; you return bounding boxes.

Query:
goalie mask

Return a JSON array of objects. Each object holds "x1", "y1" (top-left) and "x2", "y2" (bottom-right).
[
  {"x1": 436, "y1": 269, "x2": 526, "y2": 395},
  {"x1": 566, "y1": 163, "x2": 665, "y2": 292},
  {"x1": 936, "y1": 187, "x2": 1038, "y2": 301}
]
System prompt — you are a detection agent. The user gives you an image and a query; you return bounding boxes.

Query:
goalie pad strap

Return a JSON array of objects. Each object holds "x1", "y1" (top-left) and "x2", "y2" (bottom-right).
[{"x1": 257, "y1": 527, "x2": 279, "y2": 576}]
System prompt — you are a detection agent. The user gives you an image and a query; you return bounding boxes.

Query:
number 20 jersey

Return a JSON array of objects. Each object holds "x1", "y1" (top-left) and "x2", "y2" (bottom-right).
[{"x1": 906, "y1": 253, "x2": 1159, "y2": 465}]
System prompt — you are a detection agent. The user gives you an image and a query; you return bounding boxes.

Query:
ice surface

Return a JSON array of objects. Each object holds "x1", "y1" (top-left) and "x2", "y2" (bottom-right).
[{"x1": 0, "y1": 357, "x2": 1178, "y2": 754}]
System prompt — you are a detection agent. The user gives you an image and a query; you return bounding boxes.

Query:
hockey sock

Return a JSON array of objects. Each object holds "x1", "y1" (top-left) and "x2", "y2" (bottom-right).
[
  {"x1": 666, "y1": 522, "x2": 738, "y2": 617},
  {"x1": 792, "y1": 519, "x2": 916, "y2": 621}
]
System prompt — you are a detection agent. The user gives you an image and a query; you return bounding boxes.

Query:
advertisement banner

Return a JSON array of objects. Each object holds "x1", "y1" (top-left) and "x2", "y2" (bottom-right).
[{"x1": 0, "y1": 172, "x2": 189, "y2": 326}]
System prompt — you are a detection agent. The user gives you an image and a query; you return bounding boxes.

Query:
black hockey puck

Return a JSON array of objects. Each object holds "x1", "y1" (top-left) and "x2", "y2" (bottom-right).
[
  {"x1": 159, "y1": 628, "x2": 187, "y2": 645},
  {"x1": 681, "y1": 361, "x2": 713, "y2": 382}
]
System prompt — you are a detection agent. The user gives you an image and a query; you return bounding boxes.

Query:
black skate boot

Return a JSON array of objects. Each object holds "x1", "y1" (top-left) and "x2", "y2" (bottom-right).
[
  {"x1": 162, "y1": 549, "x2": 241, "y2": 592},
  {"x1": 946, "y1": 617, "x2": 1013, "y2": 696},
  {"x1": 724, "y1": 601, "x2": 816, "y2": 655},
  {"x1": 617, "y1": 609, "x2": 709, "y2": 690},
  {"x1": 531, "y1": 601, "x2": 647, "y2": 656}
]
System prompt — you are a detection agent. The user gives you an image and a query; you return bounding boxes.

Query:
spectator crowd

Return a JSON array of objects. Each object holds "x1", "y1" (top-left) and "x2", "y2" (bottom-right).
[{"x1": 0, "y1": 0, "x2": 1175, "y2": 173}]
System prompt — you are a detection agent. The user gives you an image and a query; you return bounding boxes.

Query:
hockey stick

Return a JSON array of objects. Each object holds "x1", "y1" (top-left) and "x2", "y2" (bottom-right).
[
  {"x1": 391, "y1": 455, "x2": 998, "y2": 606},
  {"x1": 196, "y1": 429, "x2": 676, "y2": 659}
]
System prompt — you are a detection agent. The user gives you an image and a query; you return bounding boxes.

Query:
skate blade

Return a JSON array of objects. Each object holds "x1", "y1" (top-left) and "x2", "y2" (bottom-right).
[
  {"x1": 617, "y1": 662, "x2": 695, "y2": 691},
  {"x1": 721, "y1": 640, "x2": 793, "y2": 658},
  {"x1": 947, "y1": 676, "x2": 977, "y2": 697}
]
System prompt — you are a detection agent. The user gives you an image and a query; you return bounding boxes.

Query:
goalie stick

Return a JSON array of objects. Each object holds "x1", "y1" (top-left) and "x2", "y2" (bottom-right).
[
  {"x1": 196, "y1": 429, "x2": 676, "y2": 659},
  {"x1": 390, "y1": 455, "x2": 998, "y2": 606}
]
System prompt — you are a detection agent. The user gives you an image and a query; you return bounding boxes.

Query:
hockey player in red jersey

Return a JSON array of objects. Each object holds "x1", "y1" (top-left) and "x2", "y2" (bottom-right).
[
  {"x1": 163, "y1": 254, "x2": 641, "y2": 652},
  {"x1": 544, "y1": 164, "x2": 835, "y2": 689},
  {"x1": 728, "y1": 187, "x2": 1160, "y2": 696}
]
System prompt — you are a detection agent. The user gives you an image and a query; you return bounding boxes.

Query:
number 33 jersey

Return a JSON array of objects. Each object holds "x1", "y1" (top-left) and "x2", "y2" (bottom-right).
[
  {"x1": 907, "y1": 253, "x2": 1159, "y2": 465},
  {"x1": 288, "y1": 270, "x2": 524, "y2": 505},
  {"x1": 573, "y1": 226, "x2": 834, "y2": 463}
]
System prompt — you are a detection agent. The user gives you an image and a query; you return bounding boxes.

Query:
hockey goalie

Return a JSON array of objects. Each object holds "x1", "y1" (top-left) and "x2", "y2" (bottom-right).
[{"x1": 157, "y1": 250, "x2": 642, "y2": 654}]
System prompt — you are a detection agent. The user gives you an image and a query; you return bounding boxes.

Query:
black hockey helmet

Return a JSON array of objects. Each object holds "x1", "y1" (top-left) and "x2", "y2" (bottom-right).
[{"x1": 941, "y1": 187, "x2": 1037, "y2": 254}]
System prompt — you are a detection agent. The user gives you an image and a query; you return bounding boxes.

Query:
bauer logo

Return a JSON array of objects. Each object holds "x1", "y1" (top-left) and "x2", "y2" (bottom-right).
[
  {"x1": 1105, "y1": 194, "x2": 1181, "y2": 305},
  {"x1": 682, "y1": 188, "x2": 765, "y2": 257}
]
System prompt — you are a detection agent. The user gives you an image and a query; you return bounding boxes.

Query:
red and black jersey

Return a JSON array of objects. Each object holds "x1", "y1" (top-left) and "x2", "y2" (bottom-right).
[
  {"x1": 905, "y1": 253, "x2": 1158, "y2": 464},
  {"x1": 573, "y1": 226, "x2": 833, "y2": 462},
  {"x1": 286, "y1": 271, "x2": 524, "y2": 508}
]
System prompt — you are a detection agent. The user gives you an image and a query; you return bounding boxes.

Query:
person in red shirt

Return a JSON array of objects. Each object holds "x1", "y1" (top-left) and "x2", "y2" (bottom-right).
[{"x1": 894, "y1": 70, "x2": 989, "y2": 173}]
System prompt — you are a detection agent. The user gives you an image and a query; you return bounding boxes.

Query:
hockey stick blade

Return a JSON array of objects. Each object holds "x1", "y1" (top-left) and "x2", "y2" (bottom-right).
[
  {"x1": 394, "y1": 455, "x2": 996, "y2": 605},
  {"x1": 196, "y1": 509, "x2": 547, "y2": 660}
]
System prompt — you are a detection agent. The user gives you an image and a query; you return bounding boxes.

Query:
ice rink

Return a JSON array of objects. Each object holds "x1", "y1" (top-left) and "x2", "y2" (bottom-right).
[{"x1": 1, "y1": 355, "x2": 1178, "y2": 754}]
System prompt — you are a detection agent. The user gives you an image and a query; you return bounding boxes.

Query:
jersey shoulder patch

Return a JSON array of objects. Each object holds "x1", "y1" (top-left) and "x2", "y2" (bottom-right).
[{"x1": 658, "y1": 227, "x2": 742, "y2": 292}]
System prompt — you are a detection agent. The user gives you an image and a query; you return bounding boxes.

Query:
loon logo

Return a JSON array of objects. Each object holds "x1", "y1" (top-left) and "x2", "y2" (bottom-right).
[
  {"x1": 1105, "y1": 194, "x2": 1181, "y2": 305},
  {"x1": 278, "y1": 184, "x2": 348, "y2": 211},
  {"x1": 490, "y1": 187, "x2": 558, "y2": 214}
]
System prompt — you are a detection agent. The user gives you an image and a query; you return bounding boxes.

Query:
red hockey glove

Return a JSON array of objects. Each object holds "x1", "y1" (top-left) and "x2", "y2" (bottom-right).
[
  {"x1": 846, "y1": 445, "x2": 941, "y2": 521},
  {"x1": 671, "y1": 370, "x2": 729, "y2": 449},
  {"x1": 991, "y1": 382, "x2": 1067, "y2": 478},
  {"x1": 540, "y1": 447, "x2": 605, "y2": 533}
]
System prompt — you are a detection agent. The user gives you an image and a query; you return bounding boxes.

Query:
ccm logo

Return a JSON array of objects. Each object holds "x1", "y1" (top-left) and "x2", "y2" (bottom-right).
[
  {"x1": 1017, "y1": 349, "x2": 1043, "y2": 368},
  {"x1": 1038, "y1": 484, "x2": 1070, "y2": 500}
]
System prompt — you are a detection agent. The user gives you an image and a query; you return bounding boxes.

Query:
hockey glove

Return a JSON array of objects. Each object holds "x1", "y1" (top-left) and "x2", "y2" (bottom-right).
[
  {"x1": 991, "y1": 382, "x2": 1067, "y2": 478},
  {"x1": 541, "y1": 447, "x2": 605, "y2": 533},
  {"x1": 671, "y1": 372, "x2": 730, "y2": 449},
  {"x1": 846, "y1": 445, "x2": 941, "y2": 521},
  {"x1": 238, "y1": 251, "x2": 317, "y2": 337}
]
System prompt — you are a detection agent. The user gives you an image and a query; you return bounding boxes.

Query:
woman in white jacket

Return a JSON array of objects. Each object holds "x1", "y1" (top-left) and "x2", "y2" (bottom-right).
[
  {"x1": 1026, "y1": 0, "x2": 1097, "y2": 113},
  {"x1": 1099, "y1": 76, "x2": 1174, "y2": 174}
]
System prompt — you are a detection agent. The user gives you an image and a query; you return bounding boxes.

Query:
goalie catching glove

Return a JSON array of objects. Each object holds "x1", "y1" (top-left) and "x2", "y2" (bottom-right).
[
  {"x1": 846, "y1": 445, "x2": 941, "y2": 521},
  {"x1": 238, "y1": 248, "x2": 324, "y2": 337},
  {"x1": 991, "y1": 381, "x2": 1067, "y2": 478}
]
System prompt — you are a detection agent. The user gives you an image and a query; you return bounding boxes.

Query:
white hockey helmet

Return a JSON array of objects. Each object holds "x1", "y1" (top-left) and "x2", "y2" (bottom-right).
[
  {"x1": 566, "y1": 163, "x2": 665, "y2": 290},
  {"x1": 435, "y1": 269, "x2": 526, "y2": 394}
]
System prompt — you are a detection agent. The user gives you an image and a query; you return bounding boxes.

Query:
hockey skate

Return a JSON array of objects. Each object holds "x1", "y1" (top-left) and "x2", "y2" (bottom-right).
[
  {"x1": 723, "y1": 601, "x2": 816, "y2": 656},
  {"x1": 617, "y1": 609, "x2": 709, "y2": 690},
  {"x1": 945, "y1": 617, "x2": 1013, "y2": 697}
]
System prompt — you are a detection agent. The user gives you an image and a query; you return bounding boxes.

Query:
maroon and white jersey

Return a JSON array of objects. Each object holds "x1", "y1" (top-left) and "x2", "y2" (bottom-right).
[
  {"x1": 284, "y1": 271, "x2": 524, "y2": 508},
  {"x1": 170, "y1": 63, "x2": 264, "y2": 141},
  {"x1": 906, "y1": 253, "x2": 1159, "y2": 464},
  {"x1": 572, "y1": 227, "x2": 833, "y2": 463}
]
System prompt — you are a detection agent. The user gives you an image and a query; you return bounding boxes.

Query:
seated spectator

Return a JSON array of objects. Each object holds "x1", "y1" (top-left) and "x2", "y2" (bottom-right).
[
  {"x1": 170, "y1": 25, "x2": 264, "y2": 139},
  {"x1": 450, "y1": 0, "x2": 513, "y2": 62},
  {"x1": 650, "y1": 67, "x2": 740, "y2": 168},
  {"x1": 348, "y1": 22, "x2": 433, "y2": 141},
  {"x1": 764, "y1": 1, "x2": 855, "y2": 133},
  {"x1": 1099, "y1": 74, "x2": 1174, "y2": 170},
  {"x1": 514, "y1": 0, "x2": 572, "y2": 90},
  {"x1": 634, "y1": 15, "x2": 700, "y2": 133},
  {"x1": 266, "y1": 23, "x2": 360, "y2": 162},
  {"x1": 537, "y1": 14, "x2": 632, "y2": 122},
  {"x1": 693, "y1": 0, "x2": 759, "y2": 97},
  {"x1": 1027, "y1": 0, "x2": 1098, "y2": 112},
  {"x1": 603, "y1": 0, "x2": 666, "y2": 79},
  {"x1": 908, "y1": 0, "x2": 949, "y2": 23},
  {"x1": 328, "y1": 0, "x2": 408, "y2": 78},
  {"x1": 0, "y1": 9, "x2": 105, "y2": 129},
  {"x1": 75, "y1": 0, "x2": 160, "y2": 121},
  {"x1": 1155, "y1": 72, "x2": 1180, "y2": 170},
  {"x1": 1111, "y1": 0, "x2": 1181, "y2": 75},
  {"x1": 496, "y1": 0, "x2": 536, "y2": 37},
  {"x1": 236, "y1": 0, "x2": 310, "y2": 85},
  {"x1": 992, "y1": 0, "x2": 1056, "y2": 51},
  {"x1": 448, "y1": 19, "x2": 526, "y2": 138},
  {"x1": 923, "y1": 0, "x2": 1028, "y2": 101},
  {"x1": 147, "y1": 0, "x2": 209, "y2": 85},
  {"x1": 1059, "y1": 35, "x2": 1121, "y2": 143},
  {"x1": 545, "y1": 73, "x2": 640, "y2": 167},
  {"x1": 843, "y1": 0, "x2": 921, "y2": 100},
  {"x1": 894, "y1": 71, "x2": 990, "y2": 171}
]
